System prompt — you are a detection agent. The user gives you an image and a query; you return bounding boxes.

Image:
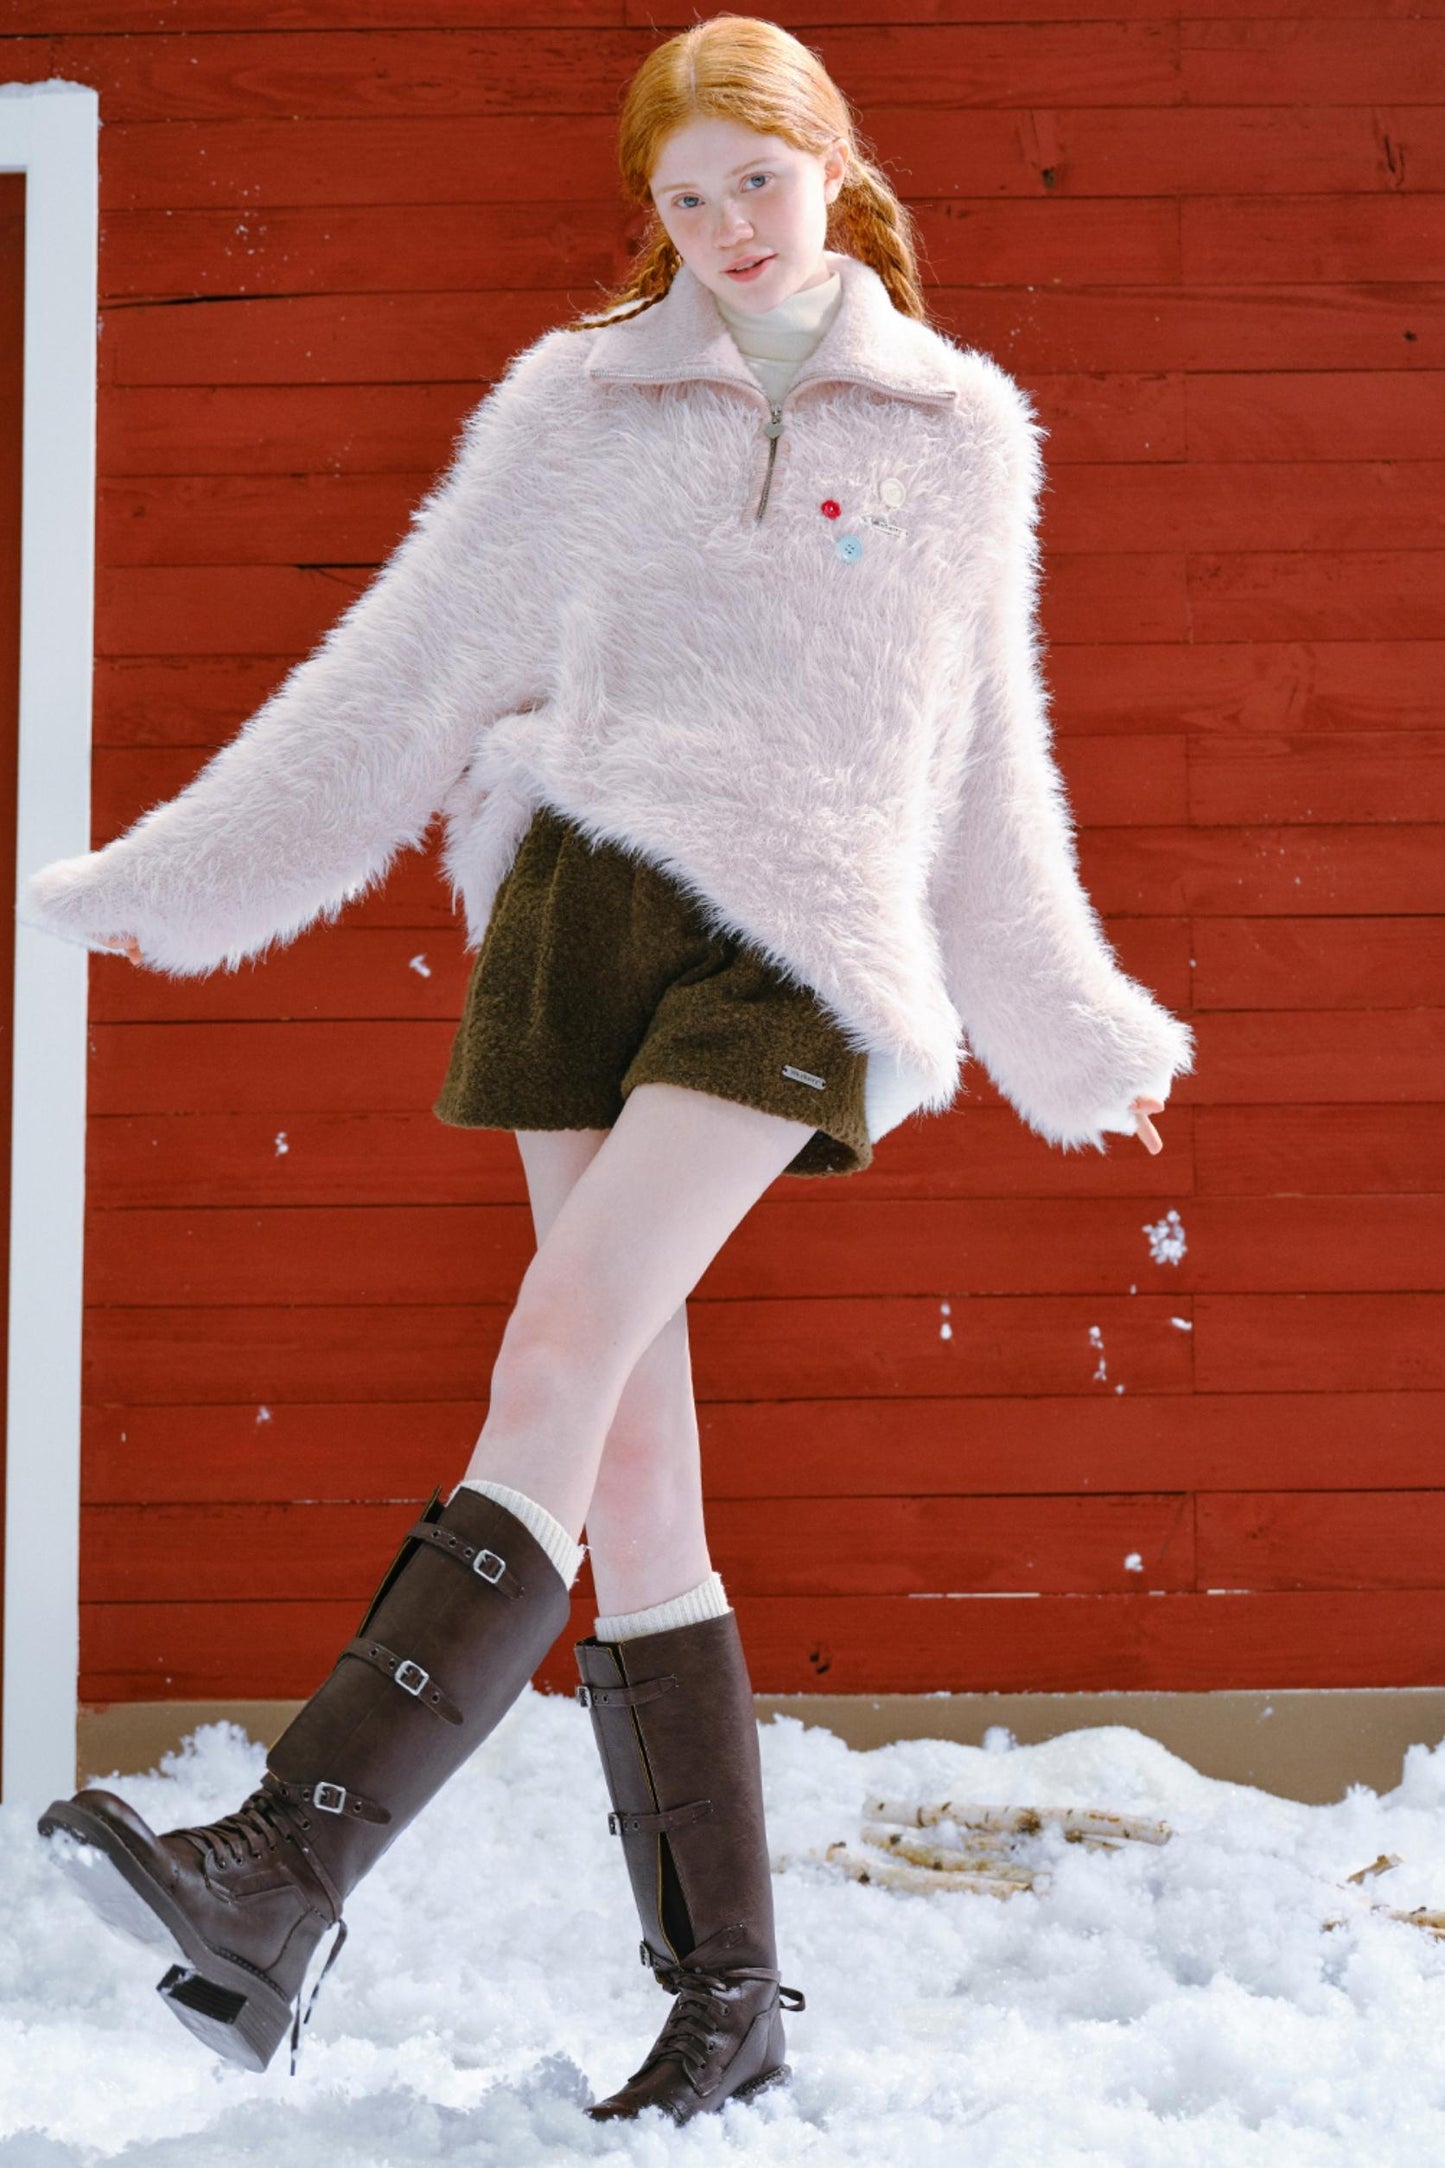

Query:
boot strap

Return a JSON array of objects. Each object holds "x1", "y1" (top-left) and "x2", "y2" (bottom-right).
[
  {"x1": 342, "y1": 1636, "x2": 464, "y2": 1724},
  {"x1": 649, "y1": 1953, "x2": 808, "y2": 2013},
  {"x1": 575, "y1": 1674, "x2": 678, "y2": 1711},
  {"x1": 267, "y1": 1772, "x2": 391, "y2": 1826},
  {"x1": 403, "y1": 1518, "x2": 523, "y2": 1599},
  {"x1": 607, "y1": 1797, "x2": 713, "y2": 1838}
]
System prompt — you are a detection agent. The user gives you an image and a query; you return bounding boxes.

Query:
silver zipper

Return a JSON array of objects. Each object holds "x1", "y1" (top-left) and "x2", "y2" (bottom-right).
[{"x1": 755, "y1": 405, "x2": 785, "y2": 522}]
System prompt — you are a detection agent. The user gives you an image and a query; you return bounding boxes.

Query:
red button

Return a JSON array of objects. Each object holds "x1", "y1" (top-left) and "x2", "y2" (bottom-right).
[{"x1": 820, "y1": 499, "x2": 841, "y2": 519}]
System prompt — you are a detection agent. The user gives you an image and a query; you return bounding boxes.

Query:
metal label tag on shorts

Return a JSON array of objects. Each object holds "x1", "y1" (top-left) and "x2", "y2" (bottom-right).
[{"x1": 782, "y1": 1064, "x2": 827, "y2": 1091}]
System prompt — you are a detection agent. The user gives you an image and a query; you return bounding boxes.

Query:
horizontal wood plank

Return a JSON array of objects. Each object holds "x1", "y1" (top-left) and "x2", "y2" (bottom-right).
[
  {"x1": 99, "y1": 373, "x2": 1445, "y2": 478},
  {"x1": 1193, "y1": 1104, "x2": 1443, "y2": 1196},
  {"x1": 78, "y1": 1589, "x2": 1445, "y2": 1699},
  {"x1": 85, "y1": 1012, "x2": 1445, "y2": 1113},
  {"x1": 1185, "y1": 376, "x2": 1445, "y2": 466},
  {"x1": 1190, "y1": 734, "x2": 1445, "y2": 824},
  {"x1": 82, "y1": 910, "x2": 1188, "y2": 1023},
  {"x1": 1194, "y1": 1293, "x2": 1445, "y2": 1392},
  {"x1": 1188, "y1": 558, "x2": 1445, "y2": 644},
  {"x1": 82, "y1": 1295, "x2": 1196, "y2": 1402},
  {"x1": 87, "y1": 924, "x2": 477, "y2": 1023},
  {"x1": 79, "y1": 1493, "x2": 1198, "y2": 1602},
  {"x1": 102, "y1": 384, "x2": 478, "y2": 478},
  {"x1": 1182, "y1": 193, "x2": 1445, "y2": 283},
  {"x1": 1193, "y1": 916, "x2": 1445, "y2": 1009},
  {"x1": 1198, "y1": 1492, "x2": 1445, "y2": 1591},
  {"x1": 1080, "y1": 826, "x2": 1445, "y2": 918},
  {"x1": 84, "y1": 1104, "x2": 1197, "y2": 1209},
  {"x1": 96, "y1": 274, "x2": 1445, "y2": 385},
  {"x1": 78, "y1": 1196, "x2": 1445, "y2": 1304},
  {"x1": 1184, "y1": 1011, "x2": 1445, "y2": 1101},
  {"x1": 83, "y1": 102, "x2": 1445, "y2": 216},
  {"x1": 80, "y1": 1390, "x2": 1445, "y2": 1503}
]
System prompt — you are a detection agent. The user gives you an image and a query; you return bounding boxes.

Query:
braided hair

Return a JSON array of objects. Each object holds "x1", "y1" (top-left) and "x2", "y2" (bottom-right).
[{"x1": 565, "y1": 14, "x2": 932, "y2": 333}]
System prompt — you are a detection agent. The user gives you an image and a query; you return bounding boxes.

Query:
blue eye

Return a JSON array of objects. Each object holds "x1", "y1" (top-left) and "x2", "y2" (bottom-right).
[{"x1": 670, "y1": 172, "x2": 770, "y2": 211}]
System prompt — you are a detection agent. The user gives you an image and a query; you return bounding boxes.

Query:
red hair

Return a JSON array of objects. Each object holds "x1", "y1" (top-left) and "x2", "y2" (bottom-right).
[{"x1": 568, "y1": 14, "x2": 931, "y2": 331}]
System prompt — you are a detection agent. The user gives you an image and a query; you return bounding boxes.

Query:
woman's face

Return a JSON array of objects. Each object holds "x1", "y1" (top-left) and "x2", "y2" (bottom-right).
[{"x1": 648, "y1": 116, "x2": 848, "y2": 312}]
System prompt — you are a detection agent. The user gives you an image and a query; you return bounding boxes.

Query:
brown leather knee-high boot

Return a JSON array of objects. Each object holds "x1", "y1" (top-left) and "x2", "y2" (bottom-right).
[
  {"x1": 39, "y1": 1484, "x2": 572, "y2": 2074},
  {"x1": 574, "y1": 1608, "x2": 805, "y2": 2123}
]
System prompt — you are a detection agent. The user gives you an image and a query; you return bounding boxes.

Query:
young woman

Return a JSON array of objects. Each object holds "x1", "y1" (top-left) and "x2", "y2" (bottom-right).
[{"x1": 26, "y1": 13, "x2": 1192, "y2": 2130}]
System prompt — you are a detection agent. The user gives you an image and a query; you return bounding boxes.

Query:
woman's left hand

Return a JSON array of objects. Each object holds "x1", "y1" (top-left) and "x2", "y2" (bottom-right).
[{"x1": 1130, "y1": 1095, "x2": 1166, "y2": 1154}]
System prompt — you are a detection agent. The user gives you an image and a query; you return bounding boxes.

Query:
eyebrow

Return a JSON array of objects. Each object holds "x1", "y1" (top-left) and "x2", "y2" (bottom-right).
[{"x1": 653, "y1": 158, "x2": 775, "y2": 192}]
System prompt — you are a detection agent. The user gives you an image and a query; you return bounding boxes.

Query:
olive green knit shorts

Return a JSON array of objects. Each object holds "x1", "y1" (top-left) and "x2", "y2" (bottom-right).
[{"x1": 432, "y1": 804, "x2": 873, "y2": 1178}]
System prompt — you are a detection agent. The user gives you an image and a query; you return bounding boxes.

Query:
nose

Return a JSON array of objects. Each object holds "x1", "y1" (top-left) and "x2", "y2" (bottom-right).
[{"x1": 716, "y1": 194, "x2": 755, "y2": 245}]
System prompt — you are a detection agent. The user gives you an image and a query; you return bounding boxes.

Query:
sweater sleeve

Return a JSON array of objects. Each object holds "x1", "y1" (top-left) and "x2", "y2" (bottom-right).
[
  {"x1": 19, "y1": 337, "x2": 563, "y2": 978},
  {"x1": 928, "y1": 363, "x2": 1194, "y2": 1152}
]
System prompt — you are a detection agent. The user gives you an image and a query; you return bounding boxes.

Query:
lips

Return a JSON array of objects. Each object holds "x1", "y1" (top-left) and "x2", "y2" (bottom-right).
[{"x1": 725, "y1": 254, "x2": 773, "y2": 277}]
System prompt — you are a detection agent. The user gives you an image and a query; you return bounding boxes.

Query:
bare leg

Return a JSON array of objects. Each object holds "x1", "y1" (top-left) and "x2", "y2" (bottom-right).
[
  {"x1": 458, "y1": 1081, "x2": 815, "y2": 1560},
  {"x1": 580, "y1": 1302, "x2": 710, "y2": 1619},
  {"x1": 499, "y1": 1122, "x2": 712, "y2": 1616}
]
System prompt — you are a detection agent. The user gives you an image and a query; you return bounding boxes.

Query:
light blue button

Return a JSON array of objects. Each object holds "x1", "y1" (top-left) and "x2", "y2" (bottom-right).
[{"x1": 836, "y1": 533, "x2": 863, "y2": 564}]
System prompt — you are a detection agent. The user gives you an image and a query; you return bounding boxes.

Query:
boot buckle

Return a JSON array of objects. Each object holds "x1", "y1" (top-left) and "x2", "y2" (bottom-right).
[
  {"x1": 575, "y1": 1683, "x2": 592, "y2": 1708},
  {"x1": 395, "y1": 1659, "x2": 430, "y2": 1697},
  {"x1": 313, "y1": 1781, "x2": 347, "y2": 1814},
  {"x1": 472, "y1": 1547, "x2": 506, "y2": 1584}
]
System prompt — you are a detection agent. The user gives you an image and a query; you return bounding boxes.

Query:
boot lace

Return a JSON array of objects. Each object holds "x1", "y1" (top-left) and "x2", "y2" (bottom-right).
[
  {"x1": 175, "y1": 1775, "x2": 349, "y2": 2076},
  {"x1": 180, "y1": 1774, "x2": 307, "y2": 1873},
  {"x1": 290, "y1": 1916, "x2": 349, "y2": 2077},
  {"x1": 645, "y1": 1961, "x2": 800, "y2": 2090}
]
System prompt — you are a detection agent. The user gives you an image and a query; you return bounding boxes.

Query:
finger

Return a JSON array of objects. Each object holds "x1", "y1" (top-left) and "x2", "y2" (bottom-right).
[{"x1": 1134, "y1": 1109, "x2": 1163, "y2": 1154}]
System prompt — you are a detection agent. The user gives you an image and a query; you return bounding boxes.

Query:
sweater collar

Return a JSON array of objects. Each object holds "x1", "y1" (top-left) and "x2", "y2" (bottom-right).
[{"x1": 582, "y1": 249, "x2": 958, "y2": 410}]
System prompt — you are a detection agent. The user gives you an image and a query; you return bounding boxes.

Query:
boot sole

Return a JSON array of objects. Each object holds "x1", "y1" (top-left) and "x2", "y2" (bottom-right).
[
  {"x1": 586, "y1": 2059, "x2": 793, "y2": 2123},
  {"x1": 734, "y1": 2061, "x2": 792, "y2": 2104},
  {"x1": 38, "y1": 1798, "x2": 297, "y2": 2073}
]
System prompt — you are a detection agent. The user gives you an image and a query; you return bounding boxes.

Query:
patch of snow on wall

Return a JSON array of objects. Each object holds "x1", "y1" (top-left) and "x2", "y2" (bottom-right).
[{"x1": 1143, "y1": 1209, "x2": 1187, "y2": 1266}]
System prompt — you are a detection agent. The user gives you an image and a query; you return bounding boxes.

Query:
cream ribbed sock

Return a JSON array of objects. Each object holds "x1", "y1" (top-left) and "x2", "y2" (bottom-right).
[
  {"x1": 594, "y1": 1570, "x2": 730, "y2": 1642},
  {"x1": 454, "y1": 1477, "x2": 587, "y2": 1588}
]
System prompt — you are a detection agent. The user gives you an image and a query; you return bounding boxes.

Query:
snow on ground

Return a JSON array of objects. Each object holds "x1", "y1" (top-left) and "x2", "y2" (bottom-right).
[{"x1": 4, "y1": 1690, "x2": 1445, "y2": 2165}]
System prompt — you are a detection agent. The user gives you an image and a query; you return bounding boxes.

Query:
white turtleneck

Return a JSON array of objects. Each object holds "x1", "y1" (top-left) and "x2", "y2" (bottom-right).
[{"x1": 714, "y1": 263, "x2": 844, "y2": 405}]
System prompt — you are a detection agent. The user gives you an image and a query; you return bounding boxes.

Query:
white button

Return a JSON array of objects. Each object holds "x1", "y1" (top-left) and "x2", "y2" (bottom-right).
[{"x1": 880, "y1": 477, "x2": 906, "y2": 508}]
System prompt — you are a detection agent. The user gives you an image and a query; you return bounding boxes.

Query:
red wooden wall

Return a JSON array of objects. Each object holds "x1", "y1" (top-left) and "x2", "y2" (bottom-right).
[{"x1": 7, "y1": 3, "x2": 1441, "y2": 1703}]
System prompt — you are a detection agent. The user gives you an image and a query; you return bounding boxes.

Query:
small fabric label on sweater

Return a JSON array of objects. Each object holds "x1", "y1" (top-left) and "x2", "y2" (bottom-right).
[{"x1": 782, "y1": 1064, "x2": 827, "y2": 1090}]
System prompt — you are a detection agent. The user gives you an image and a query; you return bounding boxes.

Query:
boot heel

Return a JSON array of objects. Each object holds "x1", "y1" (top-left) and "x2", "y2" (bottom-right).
[{"x1": 158, "y1": 1962, "x2": 292, "y2": 2074}]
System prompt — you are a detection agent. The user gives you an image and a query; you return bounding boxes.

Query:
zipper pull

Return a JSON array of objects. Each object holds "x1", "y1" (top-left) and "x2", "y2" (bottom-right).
[{"x1": 755, "y1": 404, "x2": 785, "y2": 523}]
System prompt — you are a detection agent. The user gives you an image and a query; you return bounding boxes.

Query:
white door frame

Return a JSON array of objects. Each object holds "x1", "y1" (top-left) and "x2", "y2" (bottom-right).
[{"x1": 1, "y1": 81, "x2": 99, "y2": 1805}]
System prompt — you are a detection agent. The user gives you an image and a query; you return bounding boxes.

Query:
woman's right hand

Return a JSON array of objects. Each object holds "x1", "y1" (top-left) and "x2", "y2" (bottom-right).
[
  {"x1": 99, "y1": 933, "x2": 144, "y2": 966},
  {"x1": 1131, "y1": 1094, "x2": 1166, "y2": 1154}
]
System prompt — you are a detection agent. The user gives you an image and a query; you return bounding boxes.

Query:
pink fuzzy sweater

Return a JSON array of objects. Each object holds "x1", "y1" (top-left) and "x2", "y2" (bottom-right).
[{"x1": 20, "y1": 250, "x2": 1193, "y2": 1152}]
